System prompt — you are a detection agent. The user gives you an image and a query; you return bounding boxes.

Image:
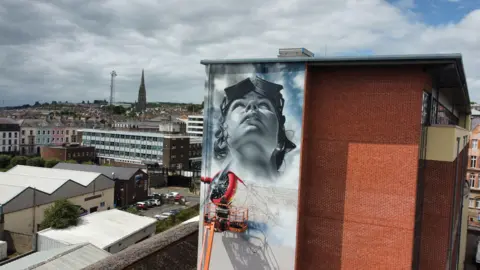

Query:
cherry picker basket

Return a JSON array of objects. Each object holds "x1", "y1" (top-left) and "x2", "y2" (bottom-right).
[{"x1": 203, "y1": 202, "x2": 249, "y2": 233}]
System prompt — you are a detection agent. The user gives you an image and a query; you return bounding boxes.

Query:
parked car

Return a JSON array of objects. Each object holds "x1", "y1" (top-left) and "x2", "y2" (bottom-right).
[
  {"x1": 166, "y1": 192, "x2": 179, "y2": 199},
  {"x1": 174, "y1": 194, "x2": 184, "y2": 201},
  {"x1": 148, "y1": 198, "x2": 161, "y2": 206},
  {"x1": 161, "y1": 212, "x2": 174, "y2": 217},
  {"x1": 154, "y1": 214, "x2": 168, "y2": 221},
  {"x1": 169, "y1": 209, "x2": 181, "y2": 215},
  {"x1": 136, "y1": 202, "x2": 147, "y2": 210},
  {"x1": 144, "y1": 200, "x2": 153, "y2": 208}
]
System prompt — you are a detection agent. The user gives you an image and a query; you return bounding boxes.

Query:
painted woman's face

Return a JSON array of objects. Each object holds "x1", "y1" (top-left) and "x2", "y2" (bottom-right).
[{"x1": 224, "y1": 91, "x2": 279, "y2": 154}]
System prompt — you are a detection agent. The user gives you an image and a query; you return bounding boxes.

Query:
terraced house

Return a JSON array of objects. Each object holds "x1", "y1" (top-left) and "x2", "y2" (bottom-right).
[{"x1": 17, "y1": 119, "x2": 103, "y2": 155}]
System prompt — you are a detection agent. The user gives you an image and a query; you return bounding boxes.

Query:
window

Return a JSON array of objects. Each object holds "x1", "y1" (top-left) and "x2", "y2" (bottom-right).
[
  {"x1": 471, "y1": 199, "x2": 476, "y2": 208},
  {"x1": 473, "y1": 140, "x2": 478, "y2": 149},
  {"x1": 100, "y1": 202, "x2": 105, "y2": 207},
  {"x1": 30, "y1": 130, "x2": 33, "y2": 135},
  {"x1": 471, "y1": 174, "x2": 476, "y2": 188},
  {"x1": 8, "y1": 132, "x2": 11, "y2": 138},
  {"x1": 476, "y1": 199, "x2": 480, "y2": 208},
  {"x1": 21, "y1": 130, "x2": 25, "y2": 135},
  {"x1": 472, "y1": 156, "x2": 477, "y2": 168},
  {"x1": 14, "y1": 132, "x2": 17, "y2": 138}
]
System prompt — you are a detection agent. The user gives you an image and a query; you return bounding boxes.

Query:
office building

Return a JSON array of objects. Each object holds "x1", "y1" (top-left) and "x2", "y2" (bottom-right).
[
  {"x1": 0, "y1": 118, "x2": 20, "y2": 154},
  {"x1": 186, "y1": 115, "x2": 203, "y2": 137}
]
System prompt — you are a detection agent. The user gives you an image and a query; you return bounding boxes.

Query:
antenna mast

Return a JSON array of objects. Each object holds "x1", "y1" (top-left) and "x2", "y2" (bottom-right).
[
  {"x1": 109, "y1": 70, "x2": 117, "y2": 128},
  {"x1": 109, "y1": 70, "x2": 117, "y2": 106}
]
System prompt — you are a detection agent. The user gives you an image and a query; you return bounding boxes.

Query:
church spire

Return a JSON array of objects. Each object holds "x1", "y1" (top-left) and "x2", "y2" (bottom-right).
[{"x1": 136, "y1": 69, "x2": 147, "y2": 112}]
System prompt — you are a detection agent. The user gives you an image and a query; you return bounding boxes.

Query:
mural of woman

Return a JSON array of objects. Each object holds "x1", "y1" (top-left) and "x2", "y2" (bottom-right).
[{"x1": 204, "y1": 75, "x2": 296, "y2": 204}]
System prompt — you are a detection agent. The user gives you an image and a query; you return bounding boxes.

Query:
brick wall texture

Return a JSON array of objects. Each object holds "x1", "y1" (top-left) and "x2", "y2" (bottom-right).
[{"x1": 296, "y1": 65, "x2": 430, "y2": 270}]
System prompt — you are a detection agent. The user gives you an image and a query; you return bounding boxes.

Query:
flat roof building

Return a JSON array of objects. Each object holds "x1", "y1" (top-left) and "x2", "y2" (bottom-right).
[
  {"x1": 199, "y1": 53, "x2": 471, "y2": 270},
  {"x1": 37, "y1": 209, "x2": 157, "y2": 254}
]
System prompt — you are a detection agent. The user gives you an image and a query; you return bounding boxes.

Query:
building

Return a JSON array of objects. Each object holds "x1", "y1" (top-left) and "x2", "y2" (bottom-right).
[
  {"x1": 467, "y1": 109, "x2": 480, "y2": 226},
  {"x1": 199, "y1": 53, "x2": 471, "y2": 270},
  {"x1": 0, "y1": 243, "x2": 110, "y2": 270},
  {"x1": 53, "y1": 162, "x2": 149, "y2": 207},
  {"x1": 189, "y1": 137, "x2": 202, "y2": 170},
  {"x1": 40, "y1": 143, "x2": 95, "y2": 162},
  {"x1": 113, "y1": 121, "x2": 159, "y2": 133},
  {"x1": 18, "y1": 119, "x2": 87, "y2": 155},
  {"x1": 158, "y1": 120, "x2": 186, "y2": 134},
  {"x1": 0, "y1": 118, "x2": 20, "y2": 154},
  {"x1": 80, "y1": 129, "x2": 196, "y2": 168},
  {"x1": 0, "y1": 165, "x2": 114, "y2": 253},
  {"x1": 277, "y1": 47, "x2": 314, "y2": 58},
  {"x1": 186, "y1": 115, "x2": 203, "y2": 137},
  {"x1": 37, "y1": 209, "x2": 157, "y2": 254},
  {"x1": 136, "y1": 70, "x2": 147, "y2": 112}
]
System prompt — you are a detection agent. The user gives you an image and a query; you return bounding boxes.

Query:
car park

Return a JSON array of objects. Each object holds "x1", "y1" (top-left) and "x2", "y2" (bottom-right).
[{"x1": 148, "y1": 198, "x2": 161, "y2": 206}]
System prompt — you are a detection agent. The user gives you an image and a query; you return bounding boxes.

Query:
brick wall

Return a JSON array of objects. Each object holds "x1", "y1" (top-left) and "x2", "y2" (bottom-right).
[
  {"x1": 40, "y1": 147, "x2": 64, "y2": 161},
  {"x1": 296, "y1": 65, "x2": 428, "y2": 269}
]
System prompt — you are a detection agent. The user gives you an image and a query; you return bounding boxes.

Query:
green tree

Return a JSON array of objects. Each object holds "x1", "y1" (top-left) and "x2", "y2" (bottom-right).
[
  {"x1": 125, "y1": 206, "x2": 139, "y2": 215},
  {"x1": 64, "y1": 159, "x2": 77, "y2": 164},
  {"x1": 10, "y1": 156, "x2": 28, "y2": 167},
  {"x1": 0, "y1": 155, "x2": 11, "y2": 168},
  {"x1": 26, "y1": 157, "x2": 45, "y2": 167},
  {"x1": 40, "y1": 199, "x2": 80, "y2": 230},
  {"x1": 44, "y1": 159, "x2": 60, "y2": 168}
]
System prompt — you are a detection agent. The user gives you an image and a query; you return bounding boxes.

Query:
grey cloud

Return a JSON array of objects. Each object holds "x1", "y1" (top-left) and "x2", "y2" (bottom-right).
[{"x1": 0, "y1": 0, "x2": 479, "y2": 106}]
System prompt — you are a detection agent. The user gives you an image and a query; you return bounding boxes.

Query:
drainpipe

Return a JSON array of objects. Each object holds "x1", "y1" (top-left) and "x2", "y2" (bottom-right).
[
  {"x1": 455, "y1": 136, "x2": 469, "y2": 268},
  {"x1": 447, "y1": 137, "x2": 461, "y2": 269}
]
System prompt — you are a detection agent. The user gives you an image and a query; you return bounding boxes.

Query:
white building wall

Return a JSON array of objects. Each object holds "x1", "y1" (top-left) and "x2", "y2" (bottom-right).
[
  {"x1": 0, "y1": 131, "x2": 19, "y2": 153},
  {"x1": 186, "y1": 115, "x2": 203, "y2": 137},
  {"x1": 36, "y1": 235, "x2": 67, "y2": 251},
  {"x1": 105, "y1": 223, "x2": 156, "y2": 254}
]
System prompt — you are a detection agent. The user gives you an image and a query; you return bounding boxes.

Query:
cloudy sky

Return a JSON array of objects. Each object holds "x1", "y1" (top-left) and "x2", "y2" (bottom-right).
[{"x1": 0, "y1": 0, "x2": 479, "y2": 106}]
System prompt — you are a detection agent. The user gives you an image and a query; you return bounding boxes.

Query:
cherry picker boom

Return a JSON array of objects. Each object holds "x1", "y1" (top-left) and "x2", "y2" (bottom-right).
[{"x1": 198, "y1": 172, "x2": 249, "y2": 270}]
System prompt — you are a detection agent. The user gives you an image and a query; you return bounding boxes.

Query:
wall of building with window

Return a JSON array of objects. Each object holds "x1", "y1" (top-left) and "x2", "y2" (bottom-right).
[
  {"x1": 186, "y1": 115, "x2": 203, "y2": 137},
  {"x1": 467, "y1": 120, "x2": 480, "y2": 226},
  {"x1": 80, "y1": 129, "x2": 165, "y2": 164}
]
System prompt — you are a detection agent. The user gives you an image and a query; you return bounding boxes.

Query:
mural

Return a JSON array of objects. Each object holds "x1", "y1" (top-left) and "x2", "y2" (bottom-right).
[{"x1": 199, "y1": 63, "x2": 305, "y2": 270}]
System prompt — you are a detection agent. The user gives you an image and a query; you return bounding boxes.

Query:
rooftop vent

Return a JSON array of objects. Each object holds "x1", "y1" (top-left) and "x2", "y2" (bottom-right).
[{"x1": 278, "y1": 48, "x2": 314, "y2": 58}]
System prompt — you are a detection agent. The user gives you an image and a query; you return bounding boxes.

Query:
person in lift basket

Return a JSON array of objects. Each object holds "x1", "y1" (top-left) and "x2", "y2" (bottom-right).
[{"x1": 215, "y1": 196, "x2": 230, "y2": 232}]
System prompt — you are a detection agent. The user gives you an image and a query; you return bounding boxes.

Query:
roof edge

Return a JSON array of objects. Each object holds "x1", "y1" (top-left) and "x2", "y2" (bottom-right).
[{"x1": 200, "y1": 53, "x2": 463, "y2": 65}]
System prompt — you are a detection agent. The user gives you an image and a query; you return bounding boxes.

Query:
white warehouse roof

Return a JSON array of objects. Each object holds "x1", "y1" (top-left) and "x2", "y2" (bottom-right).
[
  {"x1": 37, "y1": 209, "x2": 157, "y2": 249},
  {"x1": 0, "y1": 184, "x2": 28, "y2": 205},
  {"x1": 7, "y1": 165, "x2": 103, "y2": 186},
  {"x1": 0, "y1": 173, "x2": 72, "y2": 194},
  {"x1": 0, "y1": 243, "x2": 110, "y2": 270}
]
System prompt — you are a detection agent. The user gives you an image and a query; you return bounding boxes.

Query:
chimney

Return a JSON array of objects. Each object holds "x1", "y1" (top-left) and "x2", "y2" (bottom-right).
[{"x1": 278, "y1": 48, "x2": 314, "y2": 58}]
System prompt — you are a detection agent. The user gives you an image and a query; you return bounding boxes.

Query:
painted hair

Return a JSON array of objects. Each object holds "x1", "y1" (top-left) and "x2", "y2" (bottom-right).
[{"x1": 213, "y1": 76, "x2": 296, "y2": 171}]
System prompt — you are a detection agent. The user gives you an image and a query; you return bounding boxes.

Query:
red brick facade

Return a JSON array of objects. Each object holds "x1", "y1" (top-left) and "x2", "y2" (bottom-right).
[
  {"x1": 41, "y1": 145, "x2": 95, "y2": 163},
  {"x1": 296, "y1": 65, "x2": 444, "y2": 269}
]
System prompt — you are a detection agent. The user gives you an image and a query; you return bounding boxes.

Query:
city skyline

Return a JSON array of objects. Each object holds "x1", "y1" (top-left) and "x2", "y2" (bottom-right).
[{"x1": 0, "y1": 1, "x2": 479, "y2": 106}]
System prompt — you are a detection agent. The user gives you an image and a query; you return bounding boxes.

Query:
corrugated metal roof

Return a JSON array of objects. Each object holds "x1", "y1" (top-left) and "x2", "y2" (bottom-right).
[
  {"x1": 7, "y1": 165, "x2": 102, "y2": 186},
  {"x1": 201, "y1": 53, "x2": 463, "y2": 65},
  {"x1": 37, "y1": 209, "x2": 157, "y2": 249},
  {"x1": 53, "y1": 163, "x2": 139, "y2": 181},
  {"x1": 0, "y1": 173, "x2": 70, "y2": 194},
  {"x1": 0, "y1": 184, "x2": 28, "y2": 205},
  {"x1": 0, "y1": 243, "x2": 110, "y2": 270}
]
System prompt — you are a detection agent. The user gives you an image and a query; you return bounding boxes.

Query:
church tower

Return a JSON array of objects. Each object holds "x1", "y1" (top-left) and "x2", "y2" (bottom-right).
[{"x1": 136, "y1": 69, "x2": 147, "y2": 112}]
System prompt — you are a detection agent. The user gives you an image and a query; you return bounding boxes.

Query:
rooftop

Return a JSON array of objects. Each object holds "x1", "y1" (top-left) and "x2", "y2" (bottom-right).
[
  {"x1": 0, "y1": 243, "x2": 110, "y2": 270},
  {"x1": 0, "y1": 118, "x2": 18, "y2": 125},
  {"x1": 84, "y1": 222, "x2": 198, "y2": 270},
  {"x1": 37, "y1": 209, "x2": 157, "y2": 249},
  {"x1": 7, "y1": 165, "x2": 103, "y2": 186},
  {"x1": 53, "y1": 163, "x2": 140, "y2": 180},
  {"x1": 0, "y1": 173, "x2": 73, "y2": 194},
  {"x1": 0, "y1": 184, "x2": 28, "y2": 205},
  {"x1": 79, "y1": 128, "x2": 191, "y2": 138}
]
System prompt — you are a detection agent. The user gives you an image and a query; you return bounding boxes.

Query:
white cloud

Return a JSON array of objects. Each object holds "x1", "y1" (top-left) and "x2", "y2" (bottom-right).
[{"x1": 0, "y1": 0, "x2": 479, "y2": 105}]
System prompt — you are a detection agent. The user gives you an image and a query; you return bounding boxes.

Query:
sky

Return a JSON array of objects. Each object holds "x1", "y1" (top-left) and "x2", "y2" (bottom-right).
[{"x1": 0, "y1": 0, "x2": 479, "y2": 106}]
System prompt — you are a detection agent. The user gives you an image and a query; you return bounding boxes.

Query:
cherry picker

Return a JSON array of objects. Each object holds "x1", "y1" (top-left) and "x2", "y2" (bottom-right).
[{"x1": 198, "y1": 171, "x2": 249, "y2": 270}]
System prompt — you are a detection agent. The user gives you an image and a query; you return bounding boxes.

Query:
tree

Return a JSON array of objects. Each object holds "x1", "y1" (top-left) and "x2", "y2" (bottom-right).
[
  {"x1": 34, "y1": 101, "x2": 41, "y2": 107},
  {"x1": 10, "y1": 156, "x2": 28, "y2": 167},
  {"x1": 82, "y1": 100, "x2": 85, "y2": 104},
  {"x1": 64, "y1": 159, "x2": 77, "y2": 164},
  {"x1": 40, "y1": 199, "x2": 80, "y2": 230},
  {"x1": 0, "y1": 155, "x2": 11, "y2": 168},
  {"x1": 44, "y1": 159, "x2": 60, "y2": 168},
  {"x1": 26, "y1": 157, "x2": 45, "y2": 167}
]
